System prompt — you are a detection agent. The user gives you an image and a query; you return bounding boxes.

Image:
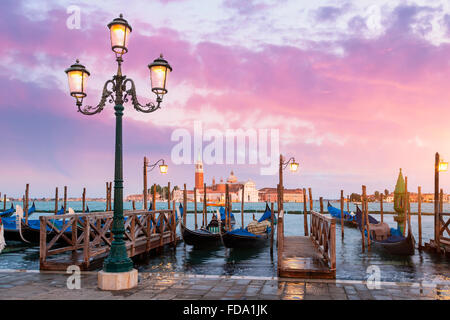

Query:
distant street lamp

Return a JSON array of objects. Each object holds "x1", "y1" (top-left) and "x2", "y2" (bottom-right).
[
  {"x1": 64, "y1": 14, "x2": 172, "y2": 289},
  {"x1": 143, "y1": 158, "x2": 168, "y2": 210},
  {"x1": 278, "y1": 155, "x2": 299, "y2": 211},
  {"x1": 435, "y1": 152, "x2": 447, "y2": 247}
]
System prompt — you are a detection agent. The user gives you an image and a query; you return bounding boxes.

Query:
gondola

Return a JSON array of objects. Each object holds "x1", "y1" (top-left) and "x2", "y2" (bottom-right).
[
  {"x1": 355, "y1": 206, "x2": 415, "y2": 256},
  {"x1": 0, "y1": 203, "x2": 15, "y2": 218},
  {"x1": 3, "y1": 206, "x2": 72, "y2": 243},
  {"x1": 221, "y1": 203, "x2": 272, "y2": 249},
  {"x1": 327, "y1": 202, "x2": 357, "y2": 228},
  {"x1": 180, "y1": 205, "x2": 230, "y2": 246}
]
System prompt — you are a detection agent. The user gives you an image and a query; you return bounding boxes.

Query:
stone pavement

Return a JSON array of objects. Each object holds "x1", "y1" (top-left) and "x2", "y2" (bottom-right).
[{"x1": 0, "y1": 270, "x2": 449, "y2": 300}]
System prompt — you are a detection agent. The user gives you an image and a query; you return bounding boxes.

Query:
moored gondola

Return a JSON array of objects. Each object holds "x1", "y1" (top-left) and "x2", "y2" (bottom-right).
[
  {"x1": 180, "y1": 205, "x2": 232, "y2": 246},
  {"x1": 221, "y1": 203, "x2": 272, "y2": 249},
  {"x1": 355, "y1": 206, "x2": 415, "y2": 256},
  {"x1": 327, "y1": 202, "x2": 357, "y2": 228}
]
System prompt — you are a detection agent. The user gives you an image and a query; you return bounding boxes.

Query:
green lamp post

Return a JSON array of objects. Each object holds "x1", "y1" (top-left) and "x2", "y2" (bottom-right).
[
  {"x1": 64, "y1": 14, "x2": 172, "y2": 285},
  {"x1": 393, "y1": 168, "x2": 406, "y2": 234}
]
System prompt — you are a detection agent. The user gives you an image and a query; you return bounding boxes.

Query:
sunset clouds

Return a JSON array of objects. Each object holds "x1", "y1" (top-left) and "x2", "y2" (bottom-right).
[{"x1": 1, "y1": 0, "x2": 450, "y2": 198}]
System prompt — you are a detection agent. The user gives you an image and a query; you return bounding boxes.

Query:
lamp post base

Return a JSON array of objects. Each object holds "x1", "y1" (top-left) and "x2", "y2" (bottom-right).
[{"x1": 98, "y1": 269, "x2": 138, "y2": 291}]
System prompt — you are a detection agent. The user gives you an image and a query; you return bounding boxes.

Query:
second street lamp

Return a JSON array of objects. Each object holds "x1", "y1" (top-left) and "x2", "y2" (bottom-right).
[
  {"x1": 143, "y1": 158, "x2": 168, "y2": 210},
  {"x1": 64, "y1": 14, "x2": 172, "y2": 289},
  {"x1": 278, "y1": 155, "x2": 299, "y2": 212}
]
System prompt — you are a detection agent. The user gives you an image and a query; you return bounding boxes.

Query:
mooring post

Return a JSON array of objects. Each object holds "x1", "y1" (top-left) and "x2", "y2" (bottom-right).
[
  {"x1": 380, "y1": 193, "x2": 384, "y2": 223},
  {"x1": 153, "y1": 183, "x2": 156, "y2": 210},
  {"x1": 54, "y1": 187, "x2": 58, "y2": 214},
  {"x1": 132, "y1": 200, "x2": 136, "y2": 210},
  {"x1": 320, "y1": 197, "x2": 323, "y2": 214},
  {"x1": 225, "y1": 184, "x2": 229, "y2": 230},
  {"x1": 363, "y1": 186, "x2": 370, "y2": 250},
  {"x1": 241, "y1": 185, "x2": 245, "y2": 228},
  {"x1": 194, "y1": 187, "x2": 198, "y2": 229},
  {"x1": 303, "y1": 188, "x2": 308, "y2": 236},
  {"x1": 347, "y1": 195, "x2": 350, "y2": 212},
  {"x1": 82, "y1": 188, "x2": 86, "y2": 213},
  {"x1": 418, "y1": 186, "x2": 422, "y2": 248},
  {"x1": 203, "y1": 182, "x2": 207, "y2": 227},
  {"x1": 143, "y1": 156, "x2": 148, "y2": 210},
  {"x1": 183, "y1": 183, "x2": 187, "y2": 226},
  {"x1": 270, "y1": 202, "x2": 274, "y2": 253},
  {"x1": 403, "y1": 177, "x2": 408, "y2": 236},
  {"x1": 340, "y1": 190, "x2": 344, "y2": 239},
  {"x1": 361, "y1": 185, "x2": 366, "y2": 253},
  {"x1": 25, "y1": 183, "x2": 29, "y2": 224},
  {"x1": 167, "y1": 182, "x2": 171, "y2": 210},
  {"x1": 3, "y1": 194, "x2": 5, "y2": 211}
]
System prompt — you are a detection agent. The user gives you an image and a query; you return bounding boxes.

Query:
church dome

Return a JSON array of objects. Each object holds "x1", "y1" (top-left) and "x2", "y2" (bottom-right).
[{"x1": 227, "y1": 171, "x2": 238, "y2": 183}]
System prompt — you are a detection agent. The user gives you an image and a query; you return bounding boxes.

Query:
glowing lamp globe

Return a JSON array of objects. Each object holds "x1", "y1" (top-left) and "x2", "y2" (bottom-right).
[
  {"x1": 439, "y1": 160, "x2": 448, "y2": 172},
  {"x1": 64, "y1": 60, "x2": 90, "y2": 102},
  {"x1": 159, "y1": 164, "x2": 168, "y2": 174},
  {"x1": 107, "y1": 14, "x2": 132, "y2": 56},
  {"x1": 290, "y1": 161, "x2": 299, "y2": 172},
  {"x1": 148, "y1": 54, "x2": 172, "y2": 96}
]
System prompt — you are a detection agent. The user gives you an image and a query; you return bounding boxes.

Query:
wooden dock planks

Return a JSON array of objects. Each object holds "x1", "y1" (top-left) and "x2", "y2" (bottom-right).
[
  {"x1": 278, "y1": 236, "x2": 335, "y2": 279},
  {"x1": 277, "y1": 210, "x2": 336, "y2": 279}
]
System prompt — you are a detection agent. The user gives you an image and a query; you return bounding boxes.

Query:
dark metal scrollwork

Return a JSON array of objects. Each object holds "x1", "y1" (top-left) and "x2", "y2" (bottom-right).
[
  {"x1": 77, "y1": 79, "x2": 115, "y2": 115},
  {"x1": 123, "y1": 78, "x2": 161, "y2": 113}
]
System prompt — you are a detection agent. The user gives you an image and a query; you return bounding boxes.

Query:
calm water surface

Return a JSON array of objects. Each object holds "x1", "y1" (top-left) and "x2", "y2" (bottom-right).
[{"x1": 1, "y1": 200, "x2": 449, "y2": 284}]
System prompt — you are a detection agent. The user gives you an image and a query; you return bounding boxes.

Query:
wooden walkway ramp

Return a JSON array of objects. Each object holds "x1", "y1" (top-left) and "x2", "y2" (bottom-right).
[
  {"x1": 39, "y1": 209, "x2": 179, "y2": 271},
  {"x1": 277, "y1": 210, "x2": 336, "y2": 279}
]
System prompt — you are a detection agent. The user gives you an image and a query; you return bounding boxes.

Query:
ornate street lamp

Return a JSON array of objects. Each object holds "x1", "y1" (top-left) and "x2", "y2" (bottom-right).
[
  {"x1": 64, "y1": 14, "x2": 172, "y2": 289},
  {"x1": 143, "y1": 158, "x2": 168, "y2": 210},
  {"x1": 278, "y1": 155, "x2": 299, "y2": 212}
]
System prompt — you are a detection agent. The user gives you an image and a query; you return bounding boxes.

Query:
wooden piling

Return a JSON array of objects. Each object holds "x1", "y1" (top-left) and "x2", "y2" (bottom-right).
[
  {"x1": 440, "y1": 188, "x2": 444, "y2": 216},
  {"x1": 340, "y1": 190, "x2": 344, "y2": 239},
  {"x1": 225, "y1": 184, "x2": 229, "y2": 230},
  {"x1": 380, "y1": 193, "x2": 384, "y2": 223},
  {"x1": 270, "y1": 202, "x2": 274, "y2": 253},
  {"x1": 153, "y1": 184, "x2": 156, "y2": 210},
  {"x1": 241, "y1": 185, "x2": 245, "y2": 228},
  {"x1": 3, "y1": 194, "x2": 5, "y2": 211},
  {"x1": 363, "y1": 186, "x2": 370, "y2": 250},
  {"x1": 143, "y1": 157, "x2": 148, "y2": 210},
  {"x1": 54, "y1": 187, "x2": 58, "y2": 214},
  {"x1": 407, "y1": 191, "x2": 412, "y2": 236},
  {"x1": 132, "y1": 200, "x2": 136, "y2": 210},
  {"x1": 25, "y1": 183, "x2": 29, "y2": 224},
  {"x1": 403, "y1": 177, "x2": 408, "y2": 236},
  {"x1": 106, "y1": 182, "x2": 109, "y2": 211},
  {"x1": 109, "y1": 182, "x2": 112, "y2": 210},
  {"x1": 203, "y1": 183, "x2": 207, "y2": 227},
  {"x1": 64, "y1": 186, "x2": 67, "y2": 214},
  {"x1": 303, "y1": 188, "x2": 308, "y2": 236},
  {"x1": 361, "y1": 185, "x2": 366, "y2": 253},
  {"x1": 167, "y1": 182, "x2": 171, "y2": 210},
  {"x1": 308, "y1": 188, "x2": 313, "y2": 212},
  {"x1": 82, "y1": 188, "x2": 86, "y2": 213},
  {"x1": 418, "y1": 186, "x2": 422, "y2": 248},
  {"x1": 183, "y1": 184, "x2": 187, "y2": 226},
  {"x1": 320, "y1": 197, "x2": 323, "y2": 214},
  {"x1": 194, "y1": 187, "x2": 198, "y2": 229},
  {"x1": 347, "y1": 195, "x2": 350, "y2": 212}
]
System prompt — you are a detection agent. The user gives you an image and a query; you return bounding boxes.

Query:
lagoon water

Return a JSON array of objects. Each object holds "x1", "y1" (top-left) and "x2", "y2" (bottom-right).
[{"x1": 1, "y1": 200, "x2": 450, "y2": 284}]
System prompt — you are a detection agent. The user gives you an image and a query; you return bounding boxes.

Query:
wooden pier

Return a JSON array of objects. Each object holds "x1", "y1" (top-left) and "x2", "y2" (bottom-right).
[
  {"x1": 39, "y1": 209, "x2": 178, "y2": 271},
  {"x1": 277, "y1": 210, "x2": 336, "y2": 279}
]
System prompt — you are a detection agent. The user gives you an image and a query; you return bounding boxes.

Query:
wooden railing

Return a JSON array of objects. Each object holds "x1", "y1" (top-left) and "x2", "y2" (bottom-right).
[
  {"x1": 439, "y1": 212, "x2": 450, "y2": 246},
  {"x1": 39, "y1": 209, "x2": 177, "y2": 270},
  {"x1": 310, "y1": 210, "x2": 336, "y2": 272}
]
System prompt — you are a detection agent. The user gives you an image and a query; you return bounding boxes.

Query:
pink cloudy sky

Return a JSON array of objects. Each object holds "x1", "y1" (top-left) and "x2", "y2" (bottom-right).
[{"x1": 1, "y1": 0, "x2": 450, "y2": 198}]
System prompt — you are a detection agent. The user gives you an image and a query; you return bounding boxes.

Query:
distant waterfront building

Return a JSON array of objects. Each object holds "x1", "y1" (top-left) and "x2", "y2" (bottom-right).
[
  {"x1": 258, "y1": 188, "x2": 306, "y2": 203},
  {"x1": 172, "y1": 157, "x2": 259, "y2": 202}
]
